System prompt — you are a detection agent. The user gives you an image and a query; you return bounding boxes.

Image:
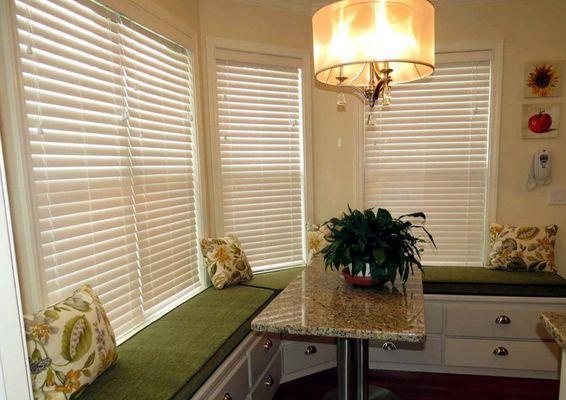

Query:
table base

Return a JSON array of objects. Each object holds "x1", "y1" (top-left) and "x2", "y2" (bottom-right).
[
  {"x1": 322, "y1": 386, "x2": 400, "y2": 400},
  {"x1": 328, "y1": 338, "x2": 400, "y2": 400}
]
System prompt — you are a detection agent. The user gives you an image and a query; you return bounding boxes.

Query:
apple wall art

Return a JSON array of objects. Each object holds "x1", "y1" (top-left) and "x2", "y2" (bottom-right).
[
  {"x1": 523, "y1": 61, "x2": 563, "y2": 98},
  {"x1": 521, "y1": 103, "x2": 561, "y2": 139}
]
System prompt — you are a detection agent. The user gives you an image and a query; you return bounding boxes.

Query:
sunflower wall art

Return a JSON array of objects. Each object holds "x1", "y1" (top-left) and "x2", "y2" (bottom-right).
[{"x1": 524, "y1": 60, "x2": 563, "y2": 98}]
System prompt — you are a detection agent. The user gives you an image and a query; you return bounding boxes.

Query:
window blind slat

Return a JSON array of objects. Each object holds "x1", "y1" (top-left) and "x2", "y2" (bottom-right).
[
  {"x1": 17, "y1": 0, "x2": 202, "y2": 339},
  {"x1": 215, "y1": 58, "x2": 306, "y2": 271},
  {"x1": 364, "y1": 58, "x2": 492, "y2": 267}
]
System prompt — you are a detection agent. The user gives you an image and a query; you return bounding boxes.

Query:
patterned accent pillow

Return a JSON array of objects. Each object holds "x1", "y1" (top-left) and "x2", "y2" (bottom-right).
[
  {"x1": 24, "y1": 286, "x2": 117, "y2": 400},
  {"x1": 487, "y1": 223, "x2": 558, "y2": 272},
  {"x1": 307, "y1": 222, "x2": 331, "y2": 262},
  {"x1": 201, "y1": 235, "x2": 253, "y2": 289}
]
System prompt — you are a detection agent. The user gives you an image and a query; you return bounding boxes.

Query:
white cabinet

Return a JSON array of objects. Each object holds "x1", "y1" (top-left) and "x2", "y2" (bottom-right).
[
  {"x1": 370, "y1": 336, "x2": 443, "y2": 366},
  {"x1": 280, "y1": 295, "x2": 566, "y2": 382},
  {"x1": 250, "y1": 355, "x2": 282, "y2": 400},
  {"x1": 445, "y1": 338, "x2": 560, "y2": 372},
  {"x1": 248, "y1": 333, "x2": 281, "y2": 385},
  {"x1": 208, "y1": 356, "x2": 250, "y2": 400},
  {"x1": 282, "y1": 340, "x2": 336, "y2": 378},
  {"x1": 193, "y1": 333, "x2": 282, "y2": 400},
  {"x1": 445, "y1": 303, "x2": 562, "y2": 340}
]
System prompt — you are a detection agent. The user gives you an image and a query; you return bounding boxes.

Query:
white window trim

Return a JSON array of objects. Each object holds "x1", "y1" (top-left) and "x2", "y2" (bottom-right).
[
  {"x1": 0, "y1": 0, "x2": 209, "y2": 335},
  {"x1": 355, "y1": 40, "x2": 503, "y2": 266},
  {"x1": 0, "y1": 130, "x2": 33, "y2": 399},
  {"x1": 204, "y1": 37, "x2": 313, "y2": 270}
]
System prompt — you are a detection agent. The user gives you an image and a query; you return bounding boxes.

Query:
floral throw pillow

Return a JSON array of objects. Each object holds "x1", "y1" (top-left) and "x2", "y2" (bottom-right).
[
  {"x1": 24, "y1": 285, "x2": 117, "y2": 400},
  {"x1": 306, "y1": 223, "x2": 331, "y2": 262},
  {"x1": 487, "y1": 223, "x2": 558, "y2": 272},
  {"x1": 201, "y1": 235, "x2": 253, "y2": 289}
]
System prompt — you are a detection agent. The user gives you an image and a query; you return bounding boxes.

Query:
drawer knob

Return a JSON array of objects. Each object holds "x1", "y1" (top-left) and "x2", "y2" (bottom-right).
[
  {"x1": 382, "y1": 342, "x2": 397, "y2": 351},
  {"x1": 495, "y1": 315, "x2": 511, "y2": 325},
  {"x1": 223, "y1": 394, "x2": 232, "y2": 400},
  {"x1": 265, "y1": 374, "x2": 274, "y2": 388},
  {"x1": 263, "y1": 337, "x2": 273, "y2": 350},
  {"x1": 305, "y1": 345, "x2": 317, "y2": 355},
  {"x1": 493, "y1": 346, "x2": 509, "y2": 356}
]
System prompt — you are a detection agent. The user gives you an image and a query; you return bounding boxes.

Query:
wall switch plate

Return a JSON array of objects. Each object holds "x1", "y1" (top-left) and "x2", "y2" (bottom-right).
[{"x1": 547, "y1": 186, "x2": 566, "y2": 205}]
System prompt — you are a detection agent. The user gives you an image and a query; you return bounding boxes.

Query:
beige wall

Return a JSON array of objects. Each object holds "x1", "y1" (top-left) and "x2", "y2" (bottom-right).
[
  {"x1": 102, "y1": 0, "x2": 200, "y2": 45},
  {"x1": 313, "y1": 0, "x2": 566, "y2": 273},
  {"x1": 198, "y1": 0, "x2": 311, "y2": 47}
]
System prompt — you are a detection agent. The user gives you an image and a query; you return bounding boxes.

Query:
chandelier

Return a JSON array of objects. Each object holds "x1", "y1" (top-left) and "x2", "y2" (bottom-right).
[{"x1": 313, "y1": 0, "x2": 435, "y2": 108}]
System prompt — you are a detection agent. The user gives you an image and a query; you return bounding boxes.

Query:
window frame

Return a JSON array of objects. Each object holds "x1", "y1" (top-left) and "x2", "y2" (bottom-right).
[
  {"x1": 205, "y1": 37, "x2": 313, "y2": 272},
  {"x1": 355, "y1": 41, "x2": 503, "y2": 266},
  {"x1": 0, "y1": 0, "x2": 208, "y2": 343}
]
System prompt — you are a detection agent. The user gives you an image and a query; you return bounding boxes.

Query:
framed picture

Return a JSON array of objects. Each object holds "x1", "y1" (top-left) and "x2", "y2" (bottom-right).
[
  {"x1": 521, "y1": 103, "x2": 561, "y2": 139},
  {"x1": 523, "y1": 60, "x2": 563, "y2": 97}
]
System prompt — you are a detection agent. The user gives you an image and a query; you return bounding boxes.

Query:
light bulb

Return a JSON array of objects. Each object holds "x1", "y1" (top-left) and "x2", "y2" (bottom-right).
[{"x1": 337, "y1": 91, "x2": 346, "y2": 107}]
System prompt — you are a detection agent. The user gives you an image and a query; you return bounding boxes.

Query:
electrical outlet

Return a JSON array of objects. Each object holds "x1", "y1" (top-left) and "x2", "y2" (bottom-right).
[{"x1": 547, "y1": 186, "x2": 566, "y2": 205}]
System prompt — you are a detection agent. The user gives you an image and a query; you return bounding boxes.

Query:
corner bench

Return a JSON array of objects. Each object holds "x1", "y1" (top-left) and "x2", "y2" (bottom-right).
[
  {"x1": 81, "y1": 266, "x2": 566, "y2": 399},
  {"x1": 422, "y1": 266, "x2": 566, "y2": 297},
  {"x1": 81, "y1": 268, "x2": 302, "y2": 400}
]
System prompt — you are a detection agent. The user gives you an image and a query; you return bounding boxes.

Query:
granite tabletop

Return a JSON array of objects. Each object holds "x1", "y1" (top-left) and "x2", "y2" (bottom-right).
[
  {"x1": 541, "y1": 312, "x2": 566, "y2": 349},
  {"x1": 251, "y1": 257, "x2": 426, "y2": 342}
]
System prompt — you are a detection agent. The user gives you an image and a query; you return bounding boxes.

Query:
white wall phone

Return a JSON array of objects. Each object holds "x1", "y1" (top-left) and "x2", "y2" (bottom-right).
[{"x1": 526, "y1": 149, "x2": 552, "y2": 191}]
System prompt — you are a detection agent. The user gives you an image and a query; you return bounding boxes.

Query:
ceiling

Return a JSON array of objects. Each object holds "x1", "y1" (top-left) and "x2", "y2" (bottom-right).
[{"x1": 232, "y1": 0, "x2": 510, "y2": 15}]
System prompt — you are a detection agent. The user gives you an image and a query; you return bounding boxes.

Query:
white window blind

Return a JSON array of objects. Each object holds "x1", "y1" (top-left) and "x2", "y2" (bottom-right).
[
  {"x1": 214, "y1": 55, "x2": 306, "y2": 271},
  {"x1": 16, "y1": 0, "x2": 202, "y2": 337},
  {"x1": 364, "y1": 52, "x2": 492, "y2": 267}
]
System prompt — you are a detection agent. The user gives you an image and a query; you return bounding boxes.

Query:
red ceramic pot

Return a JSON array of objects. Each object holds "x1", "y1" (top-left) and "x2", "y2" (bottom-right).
[{"x1": 341, "y1": 269, "x2": 386, "y2": 287}]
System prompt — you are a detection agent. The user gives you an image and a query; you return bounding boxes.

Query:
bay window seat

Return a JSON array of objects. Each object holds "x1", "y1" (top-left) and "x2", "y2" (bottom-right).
[
  {"x1": 243, "y1": 265, "x2": 566, "y2": 298},
  {"x1": 78, "y1": 265, "x2": 566, "y2": 400},
  {"x1": 241, "y1": 267, "x2": 305, "y2": 291},
  {"x1": 80, "y1": 285, "x2": 275, "y2": 400},
  {"x1": 422, "y1": 266, "x2": 566, "y2": 297},
  {"x1": 79, "y1": 268, "x2": 302, "y2": 400}
]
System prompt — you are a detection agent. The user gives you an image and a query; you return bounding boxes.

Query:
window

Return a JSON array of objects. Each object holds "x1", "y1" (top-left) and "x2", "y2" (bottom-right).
[
  {"x1": 210, "y1": 45, "x2": 308, "y2": 271},
  {"x1": 363, "y1": 51, "x2": 494, "y2": 267},
  {"x1": 15, "y1": 0, "x2": 202, "y2": 338}
]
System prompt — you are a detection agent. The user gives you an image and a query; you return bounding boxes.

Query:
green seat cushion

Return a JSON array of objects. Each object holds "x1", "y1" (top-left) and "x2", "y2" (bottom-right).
[
  {"x1": 80, "y1": 285, "x2": 275, "y2": 400},
  {"x1": 241, "y1": 267, "x2": 303, "y2": 291},
  {"x1": 422, "y1": 266, "x2": 566, "y2": 297}
]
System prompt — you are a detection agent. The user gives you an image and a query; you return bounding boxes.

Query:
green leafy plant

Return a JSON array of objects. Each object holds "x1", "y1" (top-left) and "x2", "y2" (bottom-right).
[{"x1": 321, "y1": 207, "x2": 436, "y2": 284}]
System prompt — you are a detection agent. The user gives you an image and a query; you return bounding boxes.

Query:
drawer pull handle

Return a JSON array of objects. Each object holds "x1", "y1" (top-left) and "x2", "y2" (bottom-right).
[
  {"x1": 382, "y1": 342, "x2": 397, "y2": 351},
  {"x1": 305, "y1": 345, "x2": 317, "y2": 355},
  {"x1": 265, "y1": 374, "x2": 274, "y2": 388},
  {"x1": 263, "y1": 338, "x2": 273, "y2": 350},
  {"x1": 493, "y1": 347, "x2": 509, "y2": 356},
  {"x1": 495, "y1": 315, "x2": 511, "y2": 325},
  {"x1": 223, "y1": 394, "x2": 232, "y2": 400}
]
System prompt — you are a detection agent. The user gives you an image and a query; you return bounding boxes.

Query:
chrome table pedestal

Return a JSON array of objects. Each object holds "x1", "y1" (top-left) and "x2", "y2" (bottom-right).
[{"x1": 323, "y1": 339, "x2": 399, "y2": 400}]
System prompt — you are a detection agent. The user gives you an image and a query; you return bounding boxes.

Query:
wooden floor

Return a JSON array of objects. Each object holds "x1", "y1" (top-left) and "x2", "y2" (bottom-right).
[{"x1": 274, "y1": 369, "x2": 559, "y2": 400}]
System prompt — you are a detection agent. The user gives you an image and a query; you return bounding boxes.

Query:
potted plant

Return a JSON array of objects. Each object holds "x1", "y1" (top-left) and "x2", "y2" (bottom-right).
[{"x1": 321, "y1": 207, "x2": 435, "y2": 286}]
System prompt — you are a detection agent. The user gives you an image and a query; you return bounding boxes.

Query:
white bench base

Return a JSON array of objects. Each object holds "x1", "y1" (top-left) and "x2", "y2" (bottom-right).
[
  {"x1": 280, "y1": 294, "x2": 566, "y2": 382},
  {"x1": 193, "y1": 332, "x2": 282, "y2": 400}
]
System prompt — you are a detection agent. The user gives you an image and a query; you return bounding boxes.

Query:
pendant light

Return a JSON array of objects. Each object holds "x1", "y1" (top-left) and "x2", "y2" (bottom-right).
[{"x1": 313, "y1": 0, "x2": 435, "y2": 108}]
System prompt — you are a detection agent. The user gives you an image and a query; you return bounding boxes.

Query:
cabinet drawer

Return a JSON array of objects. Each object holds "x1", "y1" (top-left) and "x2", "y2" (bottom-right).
[
  {"x1": 282, "y1": 341, "x2": 335, "y2": 376},
  {"x1": 208, "y1": 356, "x2": 250, "y2": 400},
  {"x1": 446, "y1": 303, "x2": 557, "y2": 340},
  {"x1": 445, "y1": 338, "x2": 560, "y2": 372},
  {"x1": 250, "y1": 355, "x2": 282, "y2": 400},
  {"x1": 370, "y1": 336, "x2": 442, "y2": 366},
  {"x1": 425, "y1": 303, "x2": 443, "y2": 334},
  {"x1": 248, "y1": 333, "x2": 280, "y2": 385}
]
